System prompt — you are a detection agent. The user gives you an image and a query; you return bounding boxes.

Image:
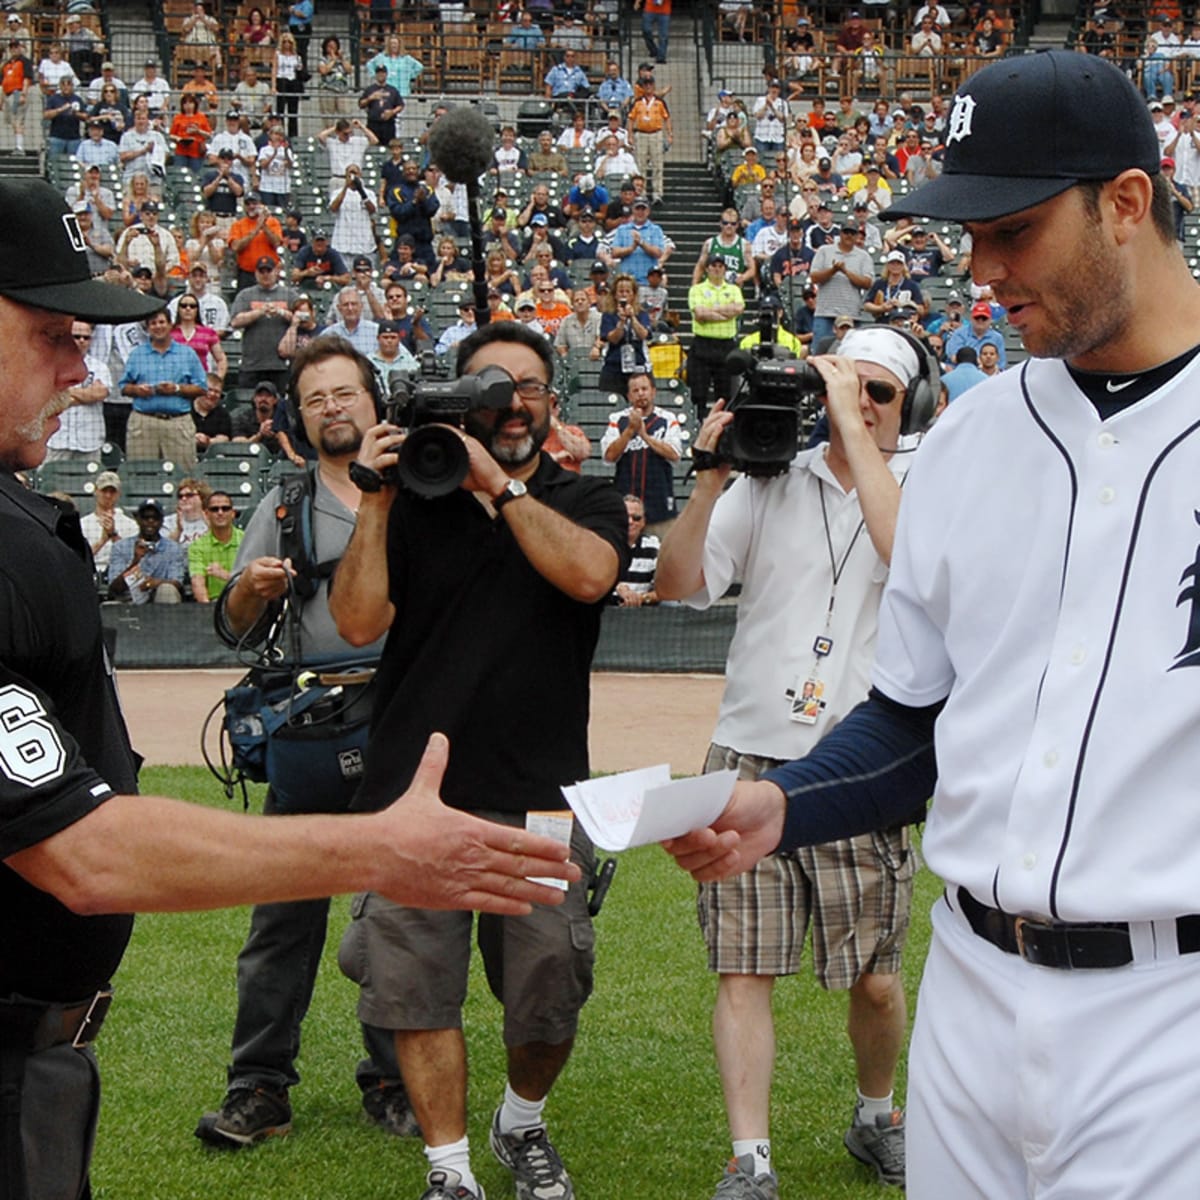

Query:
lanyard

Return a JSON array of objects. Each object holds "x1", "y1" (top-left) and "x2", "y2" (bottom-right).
[{"x1": 813, "y1": 477, "x2": 866, "y2": 662}]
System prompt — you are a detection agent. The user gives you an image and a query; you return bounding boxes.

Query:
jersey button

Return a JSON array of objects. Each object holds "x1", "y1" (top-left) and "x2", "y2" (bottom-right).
[
  {"x1": 1043, "y1": 749, "x2": 1059, "y2": 767},
  {"x1": 1022, "y1": 852, "x2": 1037, "y2": 870},
  {"x1": 1099, "y1": 486, "x2": 1116, "y2": 504},
  {"x1": 1070, "y1": 646, "x2": 1086, "y2": 665},
  {"x1": 1098, "y1": 431, "x2": 1116, "y2": 448}
]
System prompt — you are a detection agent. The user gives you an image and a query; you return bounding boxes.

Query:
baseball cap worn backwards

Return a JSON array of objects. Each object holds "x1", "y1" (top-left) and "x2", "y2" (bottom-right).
[
  {"x1": 0, "y1": 180, "x2": 163, "y2": 323},
  {"x1": 886, "y1": 51, "x2": 1160, "y2": 223}
]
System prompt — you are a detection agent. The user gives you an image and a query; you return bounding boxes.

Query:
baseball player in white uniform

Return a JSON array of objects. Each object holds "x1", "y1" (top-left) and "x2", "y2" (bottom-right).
[{"x1": 664, "y1": 50, "x2": 1200, "y2": 1199}]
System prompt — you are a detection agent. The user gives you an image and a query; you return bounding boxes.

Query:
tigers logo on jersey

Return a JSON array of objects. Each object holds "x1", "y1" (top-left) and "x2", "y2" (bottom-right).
[
  {"x1": 1171, "y1": 510, "x2": 1200, "y2": 670},
  {"x1": 945, "y1": 94, "x2": 977, "y2": 146}
]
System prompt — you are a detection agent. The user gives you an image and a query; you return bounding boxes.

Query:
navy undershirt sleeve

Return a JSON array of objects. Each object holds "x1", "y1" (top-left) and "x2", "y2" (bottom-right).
[{"x1": 764, "y1": 688, "x2": 941, "y2": 851}]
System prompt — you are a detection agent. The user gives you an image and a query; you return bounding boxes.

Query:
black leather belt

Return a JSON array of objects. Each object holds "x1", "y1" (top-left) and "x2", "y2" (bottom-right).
[
  {"x1": 140, "y1": 411, "x2": 189, "y2": 421},
  {"x1": 2, "y1": 991, "x2": 114, "y2": 1053},
  {"x1": 956, "y1": 887, "x2": 1200, "y2": 970}
]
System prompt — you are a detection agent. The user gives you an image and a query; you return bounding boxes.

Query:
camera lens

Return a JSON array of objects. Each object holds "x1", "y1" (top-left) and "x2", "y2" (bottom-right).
[{"x1": 397, "y1": 425, "x2": 470, "y2": 498}]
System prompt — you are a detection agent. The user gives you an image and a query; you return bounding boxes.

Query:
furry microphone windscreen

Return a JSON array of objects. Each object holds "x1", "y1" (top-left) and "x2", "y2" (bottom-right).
[{"x1": 427, "y1": 108, "x2": 496, "y2": 186}]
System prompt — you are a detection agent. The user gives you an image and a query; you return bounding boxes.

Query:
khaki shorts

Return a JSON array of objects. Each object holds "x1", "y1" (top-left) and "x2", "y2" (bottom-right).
[
  {"x1": 338, "y1": 811, "x2": 596, "y2": 1046},
  {"x1": 697, "y1": 743, "x2": 916, "y2": 990}
]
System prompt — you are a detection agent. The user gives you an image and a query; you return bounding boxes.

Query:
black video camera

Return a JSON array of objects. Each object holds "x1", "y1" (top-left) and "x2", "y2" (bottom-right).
[{"x1": 385, "y1": 363, "x2": 515, "y2": 498}]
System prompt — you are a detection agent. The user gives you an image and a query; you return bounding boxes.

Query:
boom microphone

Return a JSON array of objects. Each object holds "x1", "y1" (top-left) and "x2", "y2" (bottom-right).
[{"x1": 426, "y1": 106, "x2": 497, "y2": 327}]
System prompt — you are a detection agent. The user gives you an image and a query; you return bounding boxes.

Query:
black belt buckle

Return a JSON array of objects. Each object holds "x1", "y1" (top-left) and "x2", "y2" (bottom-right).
[
  {"x1": 1013, "y1": 916, "x2": 1132, "y2": 970},
  {"x1": 71, "y1": 990, "x2": 113, "y2": 1048}
]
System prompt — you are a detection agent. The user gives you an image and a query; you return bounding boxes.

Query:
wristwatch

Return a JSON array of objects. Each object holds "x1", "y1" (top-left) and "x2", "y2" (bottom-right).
[{"x1": 492, "y1": 478, "x2": 528, "y2": 512}]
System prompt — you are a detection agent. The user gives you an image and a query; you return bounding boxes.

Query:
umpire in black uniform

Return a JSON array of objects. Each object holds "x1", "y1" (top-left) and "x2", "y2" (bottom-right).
[{"x1": 0, "y1": 178, "x2": 579, "y2": 1200}]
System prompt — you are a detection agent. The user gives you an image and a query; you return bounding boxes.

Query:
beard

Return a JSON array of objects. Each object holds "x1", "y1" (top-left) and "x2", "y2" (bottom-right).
[
  {"x1": 319, "y1": 416, "x2": 364, "y2": 457},
  {"x1": 466, "y1": 405, "x2": 550, "y2": 468}
]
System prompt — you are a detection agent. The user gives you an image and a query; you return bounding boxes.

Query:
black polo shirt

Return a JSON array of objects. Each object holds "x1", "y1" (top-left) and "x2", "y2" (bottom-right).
[
  {"x1": 0, "y1": 471, "x2": 138, "y2": 1000},
  {"x1": 351, "y1": 453, "x2": 627, "y2": 816}
]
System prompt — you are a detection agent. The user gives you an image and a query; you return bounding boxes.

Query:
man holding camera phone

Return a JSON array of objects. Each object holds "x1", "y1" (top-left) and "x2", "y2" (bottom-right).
[
  {"x1": 329, "y1": 322, "x2": 628, "y2": 1200},
  {"x1": 655, "y1": 326, "x2": 928, "y2": 1196}
]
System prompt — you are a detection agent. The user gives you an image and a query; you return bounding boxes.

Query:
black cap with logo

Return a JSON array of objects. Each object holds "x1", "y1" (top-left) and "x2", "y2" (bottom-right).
[
  {"x1": 887, "y1": 51, "x2": 1160, "y2": 223},
  {"x1": 0, "y1": 180, "x2": 163, "y2": 323}
]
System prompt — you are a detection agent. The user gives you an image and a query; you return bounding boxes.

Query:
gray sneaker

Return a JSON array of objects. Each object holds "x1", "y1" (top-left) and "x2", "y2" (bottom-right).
[
  {"x1": 712, "y1": 1154, "x2": 779, "y2": 1199},
  {"x1": 194, "y1": 1086, "x2": 292, "y2": 1149},
  {"x1": 361, "y1": 1078, "x2": 422, "y2": 1138},
  {"x1": 419, "y1": 1168, "x2": 486, "y2": 1200},
  {"x1": 844, "y1": 1109, "x2": 906, "y2": 1187},
  {"x1": 488, "y1": 1108, "x2": 574, "y2": 1200}
]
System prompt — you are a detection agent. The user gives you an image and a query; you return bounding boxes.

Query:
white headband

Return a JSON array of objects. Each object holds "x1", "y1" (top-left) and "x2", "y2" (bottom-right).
[{"x1": 836, "y1": 326, "x2": 921, "y2": 388}]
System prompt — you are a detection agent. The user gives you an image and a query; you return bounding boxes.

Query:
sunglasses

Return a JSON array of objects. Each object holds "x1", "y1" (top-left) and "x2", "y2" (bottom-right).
[
  {"x1": 864, "y1": 379, "x2": 898, "y2": 405},
  {"x1": 177, "y1": 490, "x2": 198, "y2": 499},
  {"x1": 207, "y1": 504, "x2": 233, "y2": 512}
]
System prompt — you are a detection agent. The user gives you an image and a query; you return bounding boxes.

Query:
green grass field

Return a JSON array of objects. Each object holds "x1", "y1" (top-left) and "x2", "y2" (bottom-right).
[{"x1": 90, "y1": 766, "x2": 940, "y2": 1200}]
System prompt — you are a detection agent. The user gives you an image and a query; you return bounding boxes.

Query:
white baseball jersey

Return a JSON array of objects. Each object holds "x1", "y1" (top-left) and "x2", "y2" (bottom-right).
[{"x1": 874, "y1": 355, "x2": 1200, "y2": 923}]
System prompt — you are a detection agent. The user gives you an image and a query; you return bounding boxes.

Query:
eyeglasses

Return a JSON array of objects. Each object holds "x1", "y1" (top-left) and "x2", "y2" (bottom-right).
[
  {"x1": 720, "y1": 219, "x2": 738, "y2": 226},
  {"x1": 207, "y1": 504, "x2": 233, "y2": 512},
  {"x1": 507, "y1": 378, "x2": 552, "y2": 400},
  {"x1": 72, "y1": 333, "x2": 91, "y2": 341},
  {"x1": 864, "y1": 379, "x2": 898, "y2": 405},
  {"x1": 299, "y1": 385, "x2": 366, "y2": 414}
]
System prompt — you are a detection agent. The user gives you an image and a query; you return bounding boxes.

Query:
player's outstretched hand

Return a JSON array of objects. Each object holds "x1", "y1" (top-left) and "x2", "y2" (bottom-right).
[
  {"x1": 372, "y1": 733, "x2": 581, "y2": 915},
  {"x1": 661, "y1": 778, "x2": 787, "y2": 882}
]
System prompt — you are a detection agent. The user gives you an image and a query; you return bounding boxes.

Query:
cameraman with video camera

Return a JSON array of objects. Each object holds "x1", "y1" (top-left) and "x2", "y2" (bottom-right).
[
  {"x1": 655, "y1": 325, "x2": 933, "y2": 1196},
  {"x1": 328, "y1": 321, "x2": 628, "y2": 1200}
]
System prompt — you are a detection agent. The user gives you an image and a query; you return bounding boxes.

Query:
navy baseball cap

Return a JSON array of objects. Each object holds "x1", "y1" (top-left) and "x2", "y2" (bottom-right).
[
  {"x1": 887, "y1": 51, "x2": 1160, "y2": 223},
  {"x1": 0, "y1": 179, "x2": 162, "y2": 322}
]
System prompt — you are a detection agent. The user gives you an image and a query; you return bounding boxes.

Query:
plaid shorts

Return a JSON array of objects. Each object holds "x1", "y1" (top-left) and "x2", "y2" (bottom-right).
[{"x1": 697, "y1": 743, "x2": 916, "y2": 990}]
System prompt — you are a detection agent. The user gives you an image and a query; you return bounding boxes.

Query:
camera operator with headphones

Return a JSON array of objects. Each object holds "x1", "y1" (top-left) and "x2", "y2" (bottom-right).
[
  {"x1": 655, "y1": 325, "x2": 939, "y2": 1197},
  {"x1": 197, "y1": 336, "x2": 414, "y2": 1150}
]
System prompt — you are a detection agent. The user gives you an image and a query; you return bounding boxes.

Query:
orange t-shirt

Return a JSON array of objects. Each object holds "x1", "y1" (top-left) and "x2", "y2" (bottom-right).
[
  {"x1": 2, "y1": 56, "x2": 31, "y2": 97},
  {"x1": 229, "y1": 214, "x2": 282, "y2": 273}
]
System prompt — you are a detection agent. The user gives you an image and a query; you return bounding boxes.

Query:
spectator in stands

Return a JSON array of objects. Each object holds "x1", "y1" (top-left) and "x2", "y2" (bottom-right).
[
  {"x1": 83, "y1": 470, "x2": 138, "y2": 572},
  {"x1": 911, "y1": 13, "x2": 943, "y2": 56},
  {"x1": 3, "y1": 14, "x2": 29, "y2": 59},
  {"x1": 76, "y1": 115, "x2": 118, "y2": 165},
  {"x1": 529, "y1": 129, "x2": 568, "y2": 174},
  {"x1": 434, "y1": 298, "x2": 477, "y2": 356},
  {"x1": 751, "y1": 202, "x2": 790, "y2": 273},
  {"x1": 912, "y1": 0, "x2": 950, "y2": 27},
  {"x1": 599, "y1": 110, "x2": 633, "y2": 150},
  {"x1": 196, "y1": 169, "x2": 240, "y2": 260},
  {"x1": 109, "y1": 500, "x2": 187, "y2": 605},
  {"x1": 903, "y1": 225, "x2": 953, "y2": 279},
  {"x1": 1162, "y1": 154, "x2": 1194, "y2": 241},
  {"x1": 939, "y1": 345, "x2": 987, "y2": 405},
  {"x1": 555, "y1": 287, "x2": 602, "y2": 358},
  {"x1": 191, "y1": 378, "x2": 233, "y2": 453},
  {"x1": 551, "y1": 11, "x2": 592, "y2": 51},
  {"x1": 383, "y1": 280, "x2": 434, "y2": 355},
  {"x1": 731, "y1": 146, "x2": 767, "y2": 190},
  {"x1": 768, "y1": 216, "x2": 809, "y2": 294},
  {"x1": 945, "y1": 300, "x2": 1007, "y2": 368},
  {"x1": 1, "y1": 38, "x2": 33, "y2": 154},
  {"x1": 565, "y1": 210, "x2": 603, "y2": 261},
  {"x1": 172, "y1": 293, "x2": 227, "y2": 378},
  {"x1": 231, "y1": 62, "x2": 271, "y2": 122},
  {"x1": 612, "y1": 494, "x2": 660, "y2": 605},
  {"x1": 977, "y1": 341, "x2": 1001, "y2": 377},
  {"x1": 277, "y1": 295, "x2": 322, "y2": 362},
  {"x1": 292, "y1": 225, "x2": 349, "y2": 287},
  {"x1": 693, "y1": 208, "x2": 755, "y2": 291},
  {"x1": 63, "y1": 14, "x2": 102, "y2": 85},
  {"x1": 833, "y1": 131, "x2": 864, "y2": 177},
  {"x1": 383, "y1": 234, "x2": 429, "y2": 284},
  {"x1": 317, "y1": 35, "x2": 354, "y2": 117},
  {"x1": 845, "y1": 162, "x2": 892, "y2": 214},
  {"x1": 719, "y1": 0, "x2": 753, "y2": 41},
  {"x1": 532, "y1": 278, "x2": 572, "y2": 340},
  {"x1": 65, "y1": 162, "x2": 115, "y2": 219},
  {"x1": 594, "y1": 133, "x2": 638, "y2": 183},
  {"x1": 231, "y1": 380, "x2": 285, "y2": 453},
  {"x1": 749, "y1": 79, "x2": 787, "y2": 159},
  {"x1": 120, "y1": 309, "x2": 206, "y2": 469},
  {"x1": 484, "y1": 244, "x2": 521, "y2": 295},
  {"x1": 370, "y1": 317, "x2": 419, "y2": 379},
  {"x1": 715, "y1": 109, "x2": 752, "y2": 161},
  {"x1": 564, "y1": 172, "x2": 609, "y2": 223},
  {"x1": 492, "y1": 124, "x2": 529, "y2": 175},
  {"x1": 831, "y1": 11, "x2": 867, "y2": 76},
  {"x1": 430, "y1": 236, "x2": 471, "y2": 287},
  {"x1": 321, "y1": 285, "x2": 379, "y2": 356},
  {"x1": 321, "y1": 117, "x2": 378, "y2": 189},
  {"x1": 687, "y1": 256, "x2": 744, "y2": 419},
  {"x1": 557, "y1": 108, "x2": 596, "y2": 153},
  {"x1": 230, "y1": 191, "x2": 284, "y2": 289},
  {"x1": 272, "y1": 31, "x2": 304, "y2": 139},
  {"x1": 505, "y1": 10, "x2": 546, "y2": 49},
  {"x1": 188, "y1": 490, "x2": 244, "y2": 603},
  {"x1": 68, "y1": 202, "x2": 112, "y2": 276},
  {"x1": 38, "y1": 41, "x2": 72, "y2": 97},
  {"x1": 43, "y1": 319, "x2": 108, "y2": 462},
  {"x1": 167, "y1": 479, "x2": 214, "y2": 551},
  {"x1": 359, "y1": 64, "x2": 402, "y2": 147},
  {"x1": 610, "y1": 195, "x2": 667, "y2": 285},
  {"x1": 285, "y1": 0, "x2": 313, "y2": 64},
  {"x1": 863, "y1": 250, "x2": 927, "y2": 323},
  {"x1": 256, "y1": 124, "x2": 295, "y2": 208},
  {"x1": 970, "y1": 14, "x2": 1007, "y2": 60},
  {"x1": 241, "y1": 6, "x2": 275, "y2": 55},
  {"x1": 596, "y1": 272, "x2": 651, "y2": 393},
  {"x1": 181, "y1": 2, "x2": 223, "y2": 72},
  {"x1": 545, "y1": 48, "x2": 590, "y2": 100},
  {"x1": 523, "y1": 242, "x2": 571, "y2": 294},
  {"x1": 385, "y1": 157, "x2": 438, "y2": 266},
  {"x1": 601, "y1": 370, "x2": 681, "y2": 533},
  {"x1": 809, "y1": 222, "x2": 873, "y2": 344},
  {"x1": 518, "y1": 182, "x2": 566, "y2": 235},
  {"x1": 627, "y1": 78, "x2": 672, "y2": 205},
  {"x1": 169, "y1": 91, "x2": 210, "y2": 168},
  {"x1": 116, "y1": 200, "x2": 178, "y2": 276},
  {"x1": 129, "y1": 58, "x2": 170, "y2": 121},
  {"x1": 207, "y1": 111, "x2": 257, "y2": 184},
  {"x1": 230, "y1": 258, "x2": 298, "y2": 393},
  {"x1": 812, "y1": 155, "x2": 847, "y2": 200},
  {"x1": 366, "y1": 33, "x2": 423, "y2": 99},
  {"x1": 597, "y1": 59, "x2": 634, "y2": 116},
  {"x1": 88, "y1": 61, "x2": 128, "y2": 107},
  {"x1": 45, "y1": 74, "x2": 85, "y2": 157},
  {"x1": 118, "y1": 107, "x2": 167, "y2": 189}
]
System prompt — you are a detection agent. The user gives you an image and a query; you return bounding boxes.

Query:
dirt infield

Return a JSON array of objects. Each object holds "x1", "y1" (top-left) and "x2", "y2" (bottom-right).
[{"x1": 119, "y1": 669, "x2": 724, "y2": 777}]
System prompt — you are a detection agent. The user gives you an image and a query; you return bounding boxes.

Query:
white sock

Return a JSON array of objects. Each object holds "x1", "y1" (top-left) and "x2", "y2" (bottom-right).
[
  {"x1": 498, "y1": 1082, "x2": 546, "y2": 1135},
  {"x1": 14, "y1": 135, "x2": 22, "y2": 150},
  {"x1": 732, "y1": 1137, "x2": 772, "y2": 1177},
  {"x1": 855, "y1": 1089, "x2": 894, "y2": 1125},
  {"x1": 425, "y1": 1136, "x2": 477, "y2": 1193}
]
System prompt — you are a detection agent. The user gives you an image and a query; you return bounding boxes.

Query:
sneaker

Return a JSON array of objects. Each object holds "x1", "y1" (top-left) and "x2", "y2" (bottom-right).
[
  {"x1": 419, "y1": 1167, "x2": 486, "y2": 1200},
  {"x1": 489, "y1": 1108, "x2": 574, "y2": 1200},
  {"x1": 193, "y1": 1086, "x2": 292, "y2": 1149},
  {"x1": 361, "y1": 1079, "x2": 422, "y2": 1138},
  {"x1": 712, "y1": 1154, "x2": 779, "y2": 1199},
  {"x1": 844, "y1": 1109, "x2": 906, "y2": 1187}
]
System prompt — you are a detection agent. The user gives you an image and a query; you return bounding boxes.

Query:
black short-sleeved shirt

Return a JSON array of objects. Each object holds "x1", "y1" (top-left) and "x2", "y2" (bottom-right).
[
  {"x1": 0, "y1": 471, "x2": 139, "y2": 1000},
  {"x1": 350, "y1": 453, "x2": 628, "y2": 816}
]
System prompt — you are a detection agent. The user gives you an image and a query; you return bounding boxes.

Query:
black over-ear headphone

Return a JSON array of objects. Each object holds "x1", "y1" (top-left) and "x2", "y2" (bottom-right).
[
  {"x1": 885, "y1": 326, "x2": 942, "y2": 435},
  {"x1": 286, "y1": 337, "x2": 386, "y2": 451}
]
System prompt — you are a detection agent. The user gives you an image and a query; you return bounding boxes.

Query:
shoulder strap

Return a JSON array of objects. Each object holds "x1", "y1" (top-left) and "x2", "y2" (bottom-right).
[{"x1": 276, "y1": 466, "x2": 338, "y2": 600}]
